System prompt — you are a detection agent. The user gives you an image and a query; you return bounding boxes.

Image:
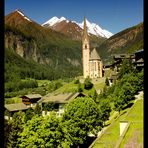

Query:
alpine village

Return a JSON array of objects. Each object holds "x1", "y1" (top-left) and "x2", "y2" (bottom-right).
[{"x1": 4, "y1": 9, "x2": 144, "y2": 148}]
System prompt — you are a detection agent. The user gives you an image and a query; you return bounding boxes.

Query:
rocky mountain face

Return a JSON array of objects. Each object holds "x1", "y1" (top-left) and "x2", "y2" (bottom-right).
[
  {"x1": 5, "y1": 10, "x2": 85, "y2": 80},
  {"x1": 5, "y1": 32, "x2": 38, "y2": 62},
  {"x1": 5, "y1": 10, "x2": 81, "y2": 64}
]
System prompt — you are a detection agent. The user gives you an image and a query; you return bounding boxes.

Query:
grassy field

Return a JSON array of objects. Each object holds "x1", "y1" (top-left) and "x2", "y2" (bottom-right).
[
  {"x1": 92, "y1": 108, "x2": 130, "y2": 148},
  {"x1": 5, "y1": 97, "x2": 22, "y2": 104},
  {"x1": 92, "y1": 96, "x2": 143, "y2": 148},
  {"x1": 120, "y1": 98, "x2": 143, "y2": 147},
  {"x1": 53, "y1": 82, "x2": 78, "y2": 94}
]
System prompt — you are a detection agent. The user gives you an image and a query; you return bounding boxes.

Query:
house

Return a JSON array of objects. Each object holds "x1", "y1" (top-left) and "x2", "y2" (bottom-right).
[
  {"x1": 4, "y1": 103, "x2": 28, "y2": 120},
  {"x1": 38, "y1": 92, "x2": 86, "y2": 117},
  {"x1": 21, "y1": 94, "x2": 42, "y2": 107},
  {"x1": 108, "y1": 73, "x2": 118, "y2": 86},
  {"x1": 107, "y1": 49, "x2": 144, "y2": 85},
  {"x1": 133, "y1": 49, "x2": 144, "y2": 70},
  {"x1": 4, "y1": 94, "x2": 42, "y2": 120},
  {"x1": 112, "y1": 49, "x2": 144, "y2": 71},
  {"x1": 112, "y1": 54, "x2": 135, "y2": 72}
]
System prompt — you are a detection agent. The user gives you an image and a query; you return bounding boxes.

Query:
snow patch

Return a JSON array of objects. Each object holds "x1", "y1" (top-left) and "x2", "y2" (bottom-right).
[
  {"x1": 15, "y1": 9, "x2": 32, "y2": 22},
  {"x1": 42, "y1": 16, "x2": 113, "y2": 38},
  {"x1": 24, "y1": 16, "x2": 31, "y2": 22},
  {"x1": 77, "y1": 19, "x2": 113, "y2": 38},
  {"x1": 16, "y1": 9, "x2": 25, "y2": 16},
  {"x1": 42, "y1": 16, "x2": 67, "y2": 26}
]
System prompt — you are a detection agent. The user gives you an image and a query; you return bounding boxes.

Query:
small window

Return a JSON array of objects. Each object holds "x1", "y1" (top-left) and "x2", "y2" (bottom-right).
[{"x1": 85, "y1": 45, "x2": 87, "y2": 49}]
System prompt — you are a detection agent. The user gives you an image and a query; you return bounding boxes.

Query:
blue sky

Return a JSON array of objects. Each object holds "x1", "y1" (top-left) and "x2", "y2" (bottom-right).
[{"x1": 5, "y1": 0, "x2": 143, "y2": 34}]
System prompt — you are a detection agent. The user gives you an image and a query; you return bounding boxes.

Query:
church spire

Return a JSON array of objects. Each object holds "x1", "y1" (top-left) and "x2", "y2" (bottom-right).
[{"x1": 83, "y1": 17, "x2": 89, "y2": 41}]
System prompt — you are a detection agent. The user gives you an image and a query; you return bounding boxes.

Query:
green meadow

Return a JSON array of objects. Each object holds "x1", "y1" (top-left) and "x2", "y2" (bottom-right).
[{"x1": 92, "y1": 95, "x2": 143, "y2": 148}]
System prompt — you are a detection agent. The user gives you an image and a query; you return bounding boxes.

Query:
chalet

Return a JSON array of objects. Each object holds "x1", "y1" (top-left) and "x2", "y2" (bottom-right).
[
  {"x1": 4, "y1": 103, "x2": 28, "y2": 120},
  {"x1": 109, "y1": 73, "x2": 118, "y2": 86},
  {"x1": 107, "y1": 49, "x2": 144, "y2": 85},
  {"x1": 111, "y1": 49, "x2": 144, "y2": 71},
  {"x1": 112, "y1": 53, "x2": 135, "y2": 72},
  {"x1": 21, "y1": 94, "x2": 42, "y2": 107},
  {"x1": 38, "y1": 92, "x2": 86, "y2": 117},
  {"x1": 133, "y1": 49, "x2": 144, "y2": 70}
]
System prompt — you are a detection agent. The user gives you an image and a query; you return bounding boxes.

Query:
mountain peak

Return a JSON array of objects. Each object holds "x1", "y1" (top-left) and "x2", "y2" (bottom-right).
[
  {"x1": 13, "y1": 9, "x2": 32, "y2": 22},
  {"x1": 78, "y1": 19, "x2": 113, "y2": 38},
  {"x1": 42, "y1": 17, "x2": 113, "y2": 38},
  {"x1": 15, "y1": 9, "x2": 25, "y2": 16},
  {"x1": 42, "y1": 16, "x2": 67, "y2": 27}
]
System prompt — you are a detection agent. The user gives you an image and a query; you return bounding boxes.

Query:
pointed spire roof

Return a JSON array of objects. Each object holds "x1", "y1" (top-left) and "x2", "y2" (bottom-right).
[
  {"x1": 90, "y1": 48, "x2": 101, "y2": 60},
  {"x1": 83, "y1": 16, "x2": 89, "y2": 40}
]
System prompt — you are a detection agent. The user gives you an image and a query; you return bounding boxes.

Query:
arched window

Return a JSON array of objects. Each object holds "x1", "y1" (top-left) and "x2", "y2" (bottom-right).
[{"x1": 85, "y1": 45, "x2": 87, "y2": 49}]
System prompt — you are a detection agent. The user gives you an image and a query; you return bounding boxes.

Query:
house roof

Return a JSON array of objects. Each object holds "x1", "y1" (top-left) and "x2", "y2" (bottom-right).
[
  {"x1": 5, "y1": 103, "x2": 28, "y2": 112},
  {"x1": 21, "y1": 94, "x2": 42, "y2": 99},
  {"x1": 38, "y1": 92, "x2": 84, "y2": 104},
  {"x1": 90, "y1": 48, "x2": 101, "y2": 60},
  {"x1": 109, "y1": 74, "x2": 118, "y2": 80},
  {"x1": 134, "y1": 49, "x2": 144, "y2": 54},
  {"x1": 136, "y1": 58, "x2": 144, "y2": 63},
  {"x1": 114, "y1": 54, "x2": 135, "y2": 59}
]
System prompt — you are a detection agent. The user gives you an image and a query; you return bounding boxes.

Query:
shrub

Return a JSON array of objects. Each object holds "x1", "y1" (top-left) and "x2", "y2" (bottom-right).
[{"x1": 84, "y1": 77, "x2": 93, "y2": 90}]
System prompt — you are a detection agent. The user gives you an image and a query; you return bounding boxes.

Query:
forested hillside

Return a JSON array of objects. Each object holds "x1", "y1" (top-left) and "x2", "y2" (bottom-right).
[
  {"x1": 5, "y1": 10, "x2": 84, "y2": 82},
  {"x1": 96, "y1": 23, "x2": 143, "y2": 64},
  {"x1": 5, "y1": 10, "x2": 143, "y2": 82}
]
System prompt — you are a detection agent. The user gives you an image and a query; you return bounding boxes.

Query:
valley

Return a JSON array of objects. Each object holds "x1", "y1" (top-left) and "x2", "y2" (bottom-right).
[{"x1": 4, "y1": 9, "x2": 144, "y2": 148}]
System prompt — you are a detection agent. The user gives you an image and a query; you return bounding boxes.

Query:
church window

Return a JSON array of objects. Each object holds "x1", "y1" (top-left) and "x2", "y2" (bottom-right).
[
  {"x1": 94, "y1": 62, "x2": 96, "y2": 71},
  {"x1": 85, "y1": 45, "x2": 87, "y2": 49}
]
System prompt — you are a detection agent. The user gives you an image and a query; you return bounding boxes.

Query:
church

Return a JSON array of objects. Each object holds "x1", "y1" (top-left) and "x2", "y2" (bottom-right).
[{"x1": 82, "y1": 17, "x2": 103, "y2": 79}]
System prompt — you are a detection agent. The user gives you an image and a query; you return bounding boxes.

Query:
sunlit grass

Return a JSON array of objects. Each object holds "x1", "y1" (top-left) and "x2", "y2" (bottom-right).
[
  {"x1": 120, "y1": 99, "x2": 143, "y2": 147},
  {"x1": 5, "y1": 97, "x2": 22, "y2": 104},
  {"x1": 53, "y1": 82, "x2": 78, "y2": 94},
  {"x1": 92, "y1": 108, "x2": 130, "y2": 148},
  {"x1": 92, "y1": 98, "x2": 143, "y2": 148}
]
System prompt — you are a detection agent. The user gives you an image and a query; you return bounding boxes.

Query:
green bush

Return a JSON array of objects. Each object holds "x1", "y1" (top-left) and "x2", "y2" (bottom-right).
[{"x1": 84, "y1": 77, "x2": 93, "y2": 90}]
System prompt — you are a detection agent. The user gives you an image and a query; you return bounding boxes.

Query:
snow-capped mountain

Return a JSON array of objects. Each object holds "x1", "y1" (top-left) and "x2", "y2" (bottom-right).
[
  {"x1": 77, "y1": 19, "x2": 113, "y2": 38},
  {"x1": 42, "y1": 17, "x2": 113, "y2": 38},
  {"x1": 15, "y1": 9, "x2": 32, "y2": 22},
  {"x1": 42, "y1": 16, "x2": 68, "y2": 26}
]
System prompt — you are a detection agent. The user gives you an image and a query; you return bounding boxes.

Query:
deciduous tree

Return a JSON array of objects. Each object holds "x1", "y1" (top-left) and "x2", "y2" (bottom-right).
[{"x1": 62, "y1": 97, "x2": 103, "y2": 146}]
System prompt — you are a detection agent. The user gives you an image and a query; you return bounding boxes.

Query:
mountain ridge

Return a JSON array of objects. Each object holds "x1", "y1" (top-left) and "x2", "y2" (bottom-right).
[
  {"x1": 5, "y1": 9, "x2": 143, "y2": 82},
  {"x1": 97, "y1": 22, "x2": 143, "y2": 64},
  {"x1": 42, "y1": 16, "x2": 113, "y2": 39}
]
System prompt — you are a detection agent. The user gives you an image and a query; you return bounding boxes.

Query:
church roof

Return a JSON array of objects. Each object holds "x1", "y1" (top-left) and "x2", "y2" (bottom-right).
[
  {"x1": 83, "y1": 17, "x2": 89, "y2": 41},
  {"x1": 90, "y1": 48, "x2": 101, "y2": 60}
]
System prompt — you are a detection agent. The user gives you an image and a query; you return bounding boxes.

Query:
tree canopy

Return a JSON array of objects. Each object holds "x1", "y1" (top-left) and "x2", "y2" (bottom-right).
[{"x1": 62, "y1": 97, "x2": 103, "y2": 146}]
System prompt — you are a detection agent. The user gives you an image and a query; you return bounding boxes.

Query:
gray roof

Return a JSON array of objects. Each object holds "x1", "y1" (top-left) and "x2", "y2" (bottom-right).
[
  {"x1": 38, "y1": 92, "x2": 84, "y2": 104},
  {"x1": 5, "y1": 103, "x2": 28, "y2": 112},
  {"x1": 136, "y1": 58, "x2": 144, "y2": 63},
  {"x1": 134, "y1": 49, "x2": 144, "y2": 54},
  {"x1": 22, "y1": 94, "x2": 42, "y2": 99},
  {"x1": 109, "y1": 71, "x2": 118, "y2": 80},
  {"x1": 114, "y1": 54, "x2": 135, "y2": 59},
  {"x1": 90, "y1": 48, "x2": 101, "y2": 60}
]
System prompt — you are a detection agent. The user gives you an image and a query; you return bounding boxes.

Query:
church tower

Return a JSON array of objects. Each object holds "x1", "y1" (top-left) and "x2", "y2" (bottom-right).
[{"x1": 82, "y1": 17, "x2": 90, "y2": 78}]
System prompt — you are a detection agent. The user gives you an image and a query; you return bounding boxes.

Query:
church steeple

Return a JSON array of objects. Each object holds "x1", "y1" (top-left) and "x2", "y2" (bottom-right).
[
  {"x1": 83, "y1": 17, "x2": 89, "y2": 41},
  {"x1": 82, "y1": 17, "x2": 90, "y2": 78}
]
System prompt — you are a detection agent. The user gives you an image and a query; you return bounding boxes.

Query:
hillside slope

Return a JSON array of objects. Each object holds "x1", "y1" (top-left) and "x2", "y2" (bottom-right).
[
  {"x1": 5, "y1": 10, "x2": 83, "y2": 80},
  {"x1": 97, "y1": 23, "x2": 143, "y2": 64},
  {"x1": 5, "y1": 10, "x2": 143, "y2": 81}
]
